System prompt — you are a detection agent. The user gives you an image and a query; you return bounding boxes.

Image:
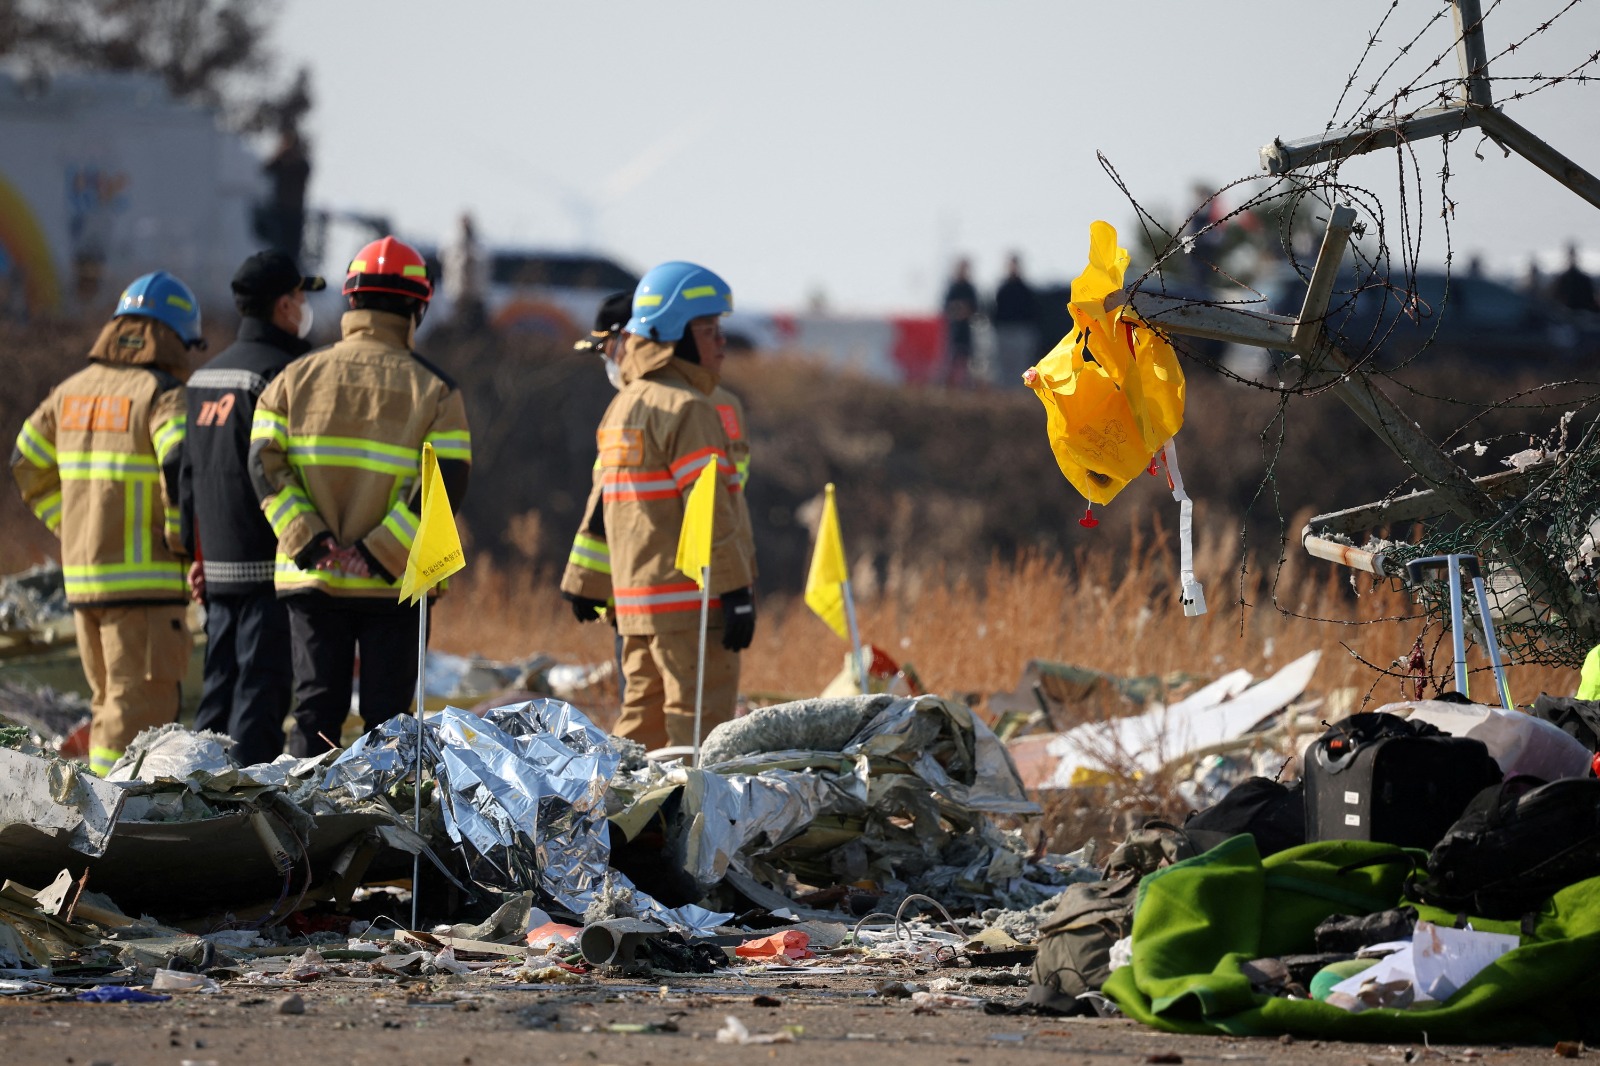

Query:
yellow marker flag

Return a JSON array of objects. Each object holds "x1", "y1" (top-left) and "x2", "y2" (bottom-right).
[
  {"x1": 397, "y1": 442, "x2": 466, "y2": 605},
  {"x1": 676, "y1": 460, "x2": 718, "y2": 588},
  {"x1": 804, "y1": 483, "x2": 849, "y2": 640}
]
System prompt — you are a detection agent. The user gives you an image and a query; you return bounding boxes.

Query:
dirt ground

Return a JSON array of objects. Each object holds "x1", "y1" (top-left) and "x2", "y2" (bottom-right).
[{"x1": 0, "y1": 971, "x2": 1580, "y2": 1066}]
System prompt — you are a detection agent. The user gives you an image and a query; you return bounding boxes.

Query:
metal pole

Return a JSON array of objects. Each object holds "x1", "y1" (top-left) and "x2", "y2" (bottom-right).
[
  {"x1": 841, "y1": 579, "x2": 867, "y2": 695},
  {"x1": 410, "y1": 594, "x2": 427, "y2": 931},
  {"x1": 1468, "y1": 574, "x2": 1514, "y2": 710},
  {"x1": 692, "y1": 567, "x2": 710, "y2": 762},
  {"x1": 1451, "y1": 0, "x2": 1494, "y2": 108},
  {"x1": 1445, "y1": 555, "x2": 1469, "y2": 697},
  {"x1": 1475, "y1": 109, "x2": 1600, "y2": 213},
  {"x1": 1291, "y1": 205, "x2": 1359, "y2": 351}
]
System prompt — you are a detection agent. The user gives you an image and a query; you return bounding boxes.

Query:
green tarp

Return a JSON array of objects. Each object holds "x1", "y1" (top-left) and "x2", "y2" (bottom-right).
[{"x1": 1104, "y1": 836, "x2": 1600, "y2": 1043}]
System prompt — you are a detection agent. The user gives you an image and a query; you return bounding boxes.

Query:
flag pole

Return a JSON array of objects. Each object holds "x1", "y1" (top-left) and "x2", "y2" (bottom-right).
[
  {"x1": 410, "y1": 593, "x2": 426, "y2": 931},
  {"x1": 841, "y1": 578, "x2": 867, "y2": 695},
  {"x1": 692, "y1": 566, "x2": 710, "y2": 763}
]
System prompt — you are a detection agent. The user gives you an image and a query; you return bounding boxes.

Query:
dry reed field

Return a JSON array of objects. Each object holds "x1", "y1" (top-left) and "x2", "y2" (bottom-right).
[{"x1": 431, "y1": 517, "x2": 1581, "y2": 726}]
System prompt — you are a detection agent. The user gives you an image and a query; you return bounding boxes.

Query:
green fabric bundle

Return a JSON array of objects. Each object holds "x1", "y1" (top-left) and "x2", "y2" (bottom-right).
[{"x1": 1103, "y1": 835, "x2": 1600, "y2": 1042}]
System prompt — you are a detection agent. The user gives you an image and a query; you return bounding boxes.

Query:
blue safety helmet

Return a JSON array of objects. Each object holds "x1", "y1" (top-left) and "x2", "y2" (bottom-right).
[
  {"x1": 115, "y1": 271, "x2": 203, "y2": 346},
  {"x1": 626, "y1": 261, "x2": 733, "y2": 343}
]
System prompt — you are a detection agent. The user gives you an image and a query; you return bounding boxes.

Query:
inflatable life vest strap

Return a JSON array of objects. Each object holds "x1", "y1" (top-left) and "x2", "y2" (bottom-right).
[{"x1": 1161, "y1": 437, "x2": 1207, "y2": 617}]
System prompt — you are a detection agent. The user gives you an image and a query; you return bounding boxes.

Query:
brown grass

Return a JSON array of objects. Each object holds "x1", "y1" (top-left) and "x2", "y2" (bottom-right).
[{"x1": 431, "y1": 518, "x2": 1577, "y2": 723}]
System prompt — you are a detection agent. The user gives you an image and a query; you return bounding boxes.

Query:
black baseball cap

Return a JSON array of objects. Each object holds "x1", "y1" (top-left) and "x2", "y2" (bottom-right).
[
  {"x1": 232, "y1": 250, "x2": 327, "y2": 302},
  {"x1": 574, "y1": 290, "x2": 634, "y2": 352}
]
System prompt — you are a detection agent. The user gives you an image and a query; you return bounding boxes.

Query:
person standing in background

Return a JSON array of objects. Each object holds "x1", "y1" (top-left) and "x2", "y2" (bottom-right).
[
  {"x1": 941, "y1": 257, "x2": 979, "y2": 388},
  {"x1": 249, "y1": 237, "x2": 471, "y2": 756},
  {"x1": 576, "y1": 262, "x2": 755, "y2": 751},
  {"x1": 1552, "y1": 243, "x2": 1598, "y2": 314},
  {"x1": 13, "y1": 272, "x2": 202, "y2": 774},
  {"x1": 260, "y1": 127, "x2": 311, "y2": 261},
  {"x1": 180, "y1": 251, "x2": 324, "y2": 766},
  {"x1": 991, "y1": 253, "x2": 1039, "y2": 385},
  {"x1": 440, "y1": 212, "x2": 489, "y2": 332}
]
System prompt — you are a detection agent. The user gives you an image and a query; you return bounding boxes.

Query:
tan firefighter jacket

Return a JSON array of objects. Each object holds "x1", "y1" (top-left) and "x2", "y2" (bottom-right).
[
  {"x1": 12, "y1": 316, "x2": 191, "y2": 605},
  {"x1": 563, "y1": 383, "x2": 752, "y2": 607},
  {"x1": 248, "y1": 309, "x2": 471, "y2": 599},
  {"x1": 561, "y1": 335, "x2": 753, "y2": 635}
]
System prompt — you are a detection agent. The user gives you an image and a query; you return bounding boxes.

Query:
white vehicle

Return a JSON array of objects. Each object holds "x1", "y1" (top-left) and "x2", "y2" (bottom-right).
[{"x1": 423, "y1": 246, "x2": 640, "y2": 339}]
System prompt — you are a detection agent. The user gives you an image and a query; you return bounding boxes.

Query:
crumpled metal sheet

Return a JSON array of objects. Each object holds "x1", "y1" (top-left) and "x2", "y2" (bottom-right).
[
  {"x1": 323, "y1": 714, "x2": 443, "y2": 801},
  {"x1": 844, "y1": 695, "x2": 1038, "y2": 815},
  {"x1": 0, "y1": 746, "x2": 125, "y2": 856},
  {"x1": 431, "y1": 700, "x2": 618, "y2": 913},
  {"x1": 322, "y1": 699, "x2": 731, "y2": 933},
  {"x1": 607, "y1": 695, "x2": 1039, "y2": 909},
  {"x1": 105, "y1": 723, "x2": 236, "y2": 788},
  {"x1": 675, "y1": 758, "x2": 870, "y2": 886},
  {"x1": 699, "y1": 696, "x2": 894, "y2": 766}
]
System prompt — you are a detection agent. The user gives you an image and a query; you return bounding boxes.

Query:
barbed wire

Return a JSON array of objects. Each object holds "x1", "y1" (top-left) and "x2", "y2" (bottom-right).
[{"x1": 1100, "y1": 0, "x2": 1600, "y2": 685}]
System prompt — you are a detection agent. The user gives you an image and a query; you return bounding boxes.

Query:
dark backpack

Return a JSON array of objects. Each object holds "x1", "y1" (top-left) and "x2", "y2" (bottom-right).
[
  {"x1": 1407, "y1": 776, "x2": 1600, "y2": 919},
  {"x1": 1027, "y1": 825, "x2": 1194, "y2": 1013},
  {"x1": 1530, "y1": 695, "x2": 1600, "y2": 753},
  {"x1": 1183, "y1": 777, "x2": 1306, "y2": 857}
]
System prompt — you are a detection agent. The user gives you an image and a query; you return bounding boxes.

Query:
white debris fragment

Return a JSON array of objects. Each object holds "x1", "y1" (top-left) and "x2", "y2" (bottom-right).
[{"x1": 716, "y1": 1015, "x2": 797, "y2": 1044}]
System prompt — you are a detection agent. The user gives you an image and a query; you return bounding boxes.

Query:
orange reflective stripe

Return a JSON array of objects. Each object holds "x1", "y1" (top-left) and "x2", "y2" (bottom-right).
[
  {"x1": 603, "y1": 468, "x2": 678, "y2": 501},
  {"x1": 613, "y1": 581, "x2": 719, "y2": 615},
  {"x1": 669, "y1": 446, "x2": 734, "y2": 491}
]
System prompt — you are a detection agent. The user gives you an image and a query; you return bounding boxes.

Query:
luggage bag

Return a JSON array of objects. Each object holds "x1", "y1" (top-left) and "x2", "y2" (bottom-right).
[{"x1": 1303, "y1": 712, "x2": 1503, "y2": 850}]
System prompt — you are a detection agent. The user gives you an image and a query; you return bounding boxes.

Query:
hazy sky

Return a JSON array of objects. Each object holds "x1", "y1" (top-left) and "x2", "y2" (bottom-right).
[{"x1": 275, "y1": 0, "x2": 1600, "y2": 313}]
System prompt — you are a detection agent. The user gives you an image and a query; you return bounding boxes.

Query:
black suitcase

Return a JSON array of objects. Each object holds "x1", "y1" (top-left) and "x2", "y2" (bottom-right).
[{"x1": 1303, "y1": 712, "x2": 1503, "y2": 851}]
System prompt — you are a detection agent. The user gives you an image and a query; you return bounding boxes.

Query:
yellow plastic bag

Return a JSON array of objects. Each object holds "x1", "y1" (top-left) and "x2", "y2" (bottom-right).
[{"x1": 1024, "y1": 221, "x2": 1185, "y2": 506}]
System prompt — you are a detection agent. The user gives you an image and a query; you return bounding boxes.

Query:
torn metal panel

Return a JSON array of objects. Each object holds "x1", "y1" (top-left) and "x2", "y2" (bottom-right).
[
  {"x1": 1013, "y1": 652, "x2": 1321, "y2": 791},
  {"x1": 0, "y1": 747, "x2": 124, "y2": 857},
  {"x1": 0, "y1": 808, "x2": 413, "y2": 916},
  {"x1": 322, "y1": 698, "x2": 730, "y2": 934}
]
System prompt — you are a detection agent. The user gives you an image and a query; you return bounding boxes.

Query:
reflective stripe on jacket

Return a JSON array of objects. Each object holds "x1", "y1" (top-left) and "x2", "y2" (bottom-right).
[
  {"x1": 561, "y1": 336, "x2": 753, "y2": 635},
  {"x1": 247, "y1": 309, "x2": 471, "y2": 600},
  {"x1": 178, "y1": 317, "x2": 310, "y2": 596},
  {"x1": 11, "y1": 316, "x2": 190, "y2": 605},
  {"x1": 562, "y1": 384, "x2": 752, "y2": 607}
]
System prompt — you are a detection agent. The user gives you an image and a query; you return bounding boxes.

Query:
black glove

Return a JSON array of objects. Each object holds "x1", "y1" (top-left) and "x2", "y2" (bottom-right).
[
  {"x1": 565, "y1": 592, "x2": 608, "y2": 623},
  {"x1": 354, "y1": 540, "x2": 394, "y2": 583},
  {"x1": 720, "y1": 586, "x2": 756, "y2": 651},
  {"x1": 293, "y1": 531, "x2": 337, "y2": 570}
]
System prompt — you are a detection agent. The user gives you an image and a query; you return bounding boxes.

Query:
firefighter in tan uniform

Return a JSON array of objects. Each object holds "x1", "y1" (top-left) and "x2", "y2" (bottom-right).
[
  {"x1": 561, "y1": 262, "x2": 755, "y2": 750},
  {"x1": 12, "y1": 272, "x2": 203, "y2": 774},
  {"x1": 248, "y1": 236, "x2": 471, "y2": 756},
  {"x1": 562, "y1": 292, "x2": 755, "y2": 680}
]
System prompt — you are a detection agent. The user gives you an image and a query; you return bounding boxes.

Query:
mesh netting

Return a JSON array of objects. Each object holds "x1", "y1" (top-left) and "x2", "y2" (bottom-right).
[{"x1": 1319, "y1": 414, "x2": 1600, "y2": 668}]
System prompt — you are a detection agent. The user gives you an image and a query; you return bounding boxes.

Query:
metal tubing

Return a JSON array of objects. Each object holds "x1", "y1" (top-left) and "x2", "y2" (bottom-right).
[
  {"x1": 1301, "y1": 533, "x2": 1388, "y2": 576},
  {"x1": 1446, "y1": 558, "x2": 1469, "y2": 696},
  {"x1": 1303, "y1": 462, "x2": 1553, "y2": 537},
  {"x1": 1452, "y1": 0, "x2": 1494, "y2": 107},
  {"x1": 1475, "y1": 109, "x2": 1600, "y2": 212},
  {"x1": 1292, "y1": 206, "x2": 1359, "y2": 351},
  {"x1": 411, "y1": 596, "x2": 427, "y2": 931},
  {"x1": 1469, "y1": 574, "x2": 1515, "y2": 710},
  {"x1": 579, "y1": 918, "x2": 669, "y2": 966},
  {"x1": 1128, "y1": 292, "x2": 1297, "y2": 348},
  {"x1": 1259, "y1": 107, "x2": 1483, "y2": 175}
]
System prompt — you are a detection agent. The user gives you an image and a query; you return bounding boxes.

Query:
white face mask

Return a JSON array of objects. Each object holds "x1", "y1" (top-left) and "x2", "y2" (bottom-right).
[
  {"x1": 603, "y1": 356, "x2": 623, "y2": 390},
  {"x1": 295, "y1": 300, "x2": 314, "y2": 340}
]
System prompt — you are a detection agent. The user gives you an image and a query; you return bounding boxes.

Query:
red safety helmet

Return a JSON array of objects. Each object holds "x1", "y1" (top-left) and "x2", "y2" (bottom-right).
[{"x1": 343, "y1": 236, "x2": 433, "y2": 302}]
